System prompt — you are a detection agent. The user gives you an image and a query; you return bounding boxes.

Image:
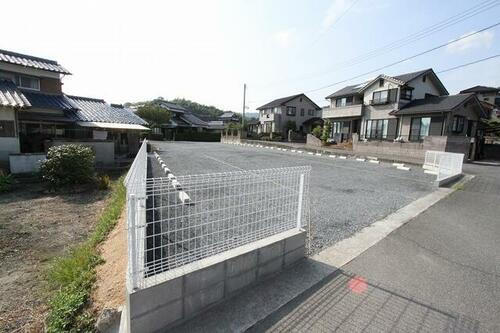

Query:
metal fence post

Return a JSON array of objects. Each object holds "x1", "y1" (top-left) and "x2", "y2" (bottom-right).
[
  {"x1": 129, "y1": 194, "x2": 138, "y2": 291},
  {"x1": 296, "y1": 173, "x2": 304, "y2": 230}
]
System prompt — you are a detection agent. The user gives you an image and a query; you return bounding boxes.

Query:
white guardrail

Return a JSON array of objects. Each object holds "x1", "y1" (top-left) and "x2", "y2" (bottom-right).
[
  {"x1": 124, "y1": 140, "x2": 311, "y2": 291},
  {"x1": 424, "y1": 150, "x2": 464, "y2": 183}
]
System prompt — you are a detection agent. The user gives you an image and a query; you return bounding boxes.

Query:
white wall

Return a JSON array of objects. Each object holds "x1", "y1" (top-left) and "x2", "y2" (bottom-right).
[
  {"x1": 50, "y1": 140, "x2": 115, "y2": 165},
  {"x1": 406, "y1": 75, "x2": 442, "y2": 100}
]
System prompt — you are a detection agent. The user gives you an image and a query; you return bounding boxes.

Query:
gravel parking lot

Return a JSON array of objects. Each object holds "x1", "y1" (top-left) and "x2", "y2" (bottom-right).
[{"x1": 149, "y1": 141, "x2": 436, "y2": 254}]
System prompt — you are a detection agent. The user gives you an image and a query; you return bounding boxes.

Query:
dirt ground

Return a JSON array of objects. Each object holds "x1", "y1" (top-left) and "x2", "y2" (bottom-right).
[
  {"x1": 92, "y1": 211, "x2": 127, "y2": 312},
  {"x1": 0, "y1": 181, "x2": 110, "y2": 333}
]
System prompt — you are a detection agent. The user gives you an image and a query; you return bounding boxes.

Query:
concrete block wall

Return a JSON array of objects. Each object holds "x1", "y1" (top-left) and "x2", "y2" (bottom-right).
[{"x1": 127, "y1": 230, "x2": 306, "y2": 333}]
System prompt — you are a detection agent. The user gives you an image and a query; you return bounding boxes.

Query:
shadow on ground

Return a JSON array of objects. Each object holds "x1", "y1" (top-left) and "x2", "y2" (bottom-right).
[{"x1": 248, "y1": 269, "x2": 479, "y2": 333}]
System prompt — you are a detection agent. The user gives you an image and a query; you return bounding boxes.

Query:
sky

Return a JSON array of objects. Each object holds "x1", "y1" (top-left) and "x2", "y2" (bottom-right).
[{"x1": 2, "y1": 0, "x2": 500, "y2": 113}]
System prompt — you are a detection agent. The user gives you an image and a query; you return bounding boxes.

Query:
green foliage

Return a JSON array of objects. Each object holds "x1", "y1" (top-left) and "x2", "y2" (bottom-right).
[
  {"x1": 312, "y1": 126, "x2": 323, "y2": 139},
  {"x1": 136, "y1": 103, "x2": 171, "y2": 128},
  {"x1": 171, "y1": 98, "x2": 225, "y2": 118},
  {"x1": 46, "y1": 178, "x2": 126, "y2": 332},
  {"x1": 481, "y1": 119, "x2": 500, "y2": 136},
  {"x1": 40, "y1": 145, "x2": 95, "y2": 187},
  {"x1": 175, "y1": 131, "x2": 221, "y2": 142},
  {"x1": 321, "y1": 120, "x2": 332, "y2": 142},
  {"x1": 0, "y1": 169, "x2": 12, "y2": 193},
  {"x1": 96, "y1": 175, "x2": 111, "y2": 191},
  {"x1": 284, "y1": 120, "x2": 297, "y2": 133}
]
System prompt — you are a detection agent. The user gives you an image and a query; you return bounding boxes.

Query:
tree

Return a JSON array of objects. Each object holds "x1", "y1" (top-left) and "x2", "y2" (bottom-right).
[
  {"x1": 321, "y1": 120, "x2": 332, "y2": 142},
  {"x1": 312, "y1": 126, "x2": 322, "y2": 139},
  {"x1": 171, "y1": 98, "x2": 225, "y2": 118},
  {"x1": 284, "y1": 120, "x2": 297, "y2": 133},
  {"x1": 136, "y1": 103, "x2": 171, "y2": 128}
]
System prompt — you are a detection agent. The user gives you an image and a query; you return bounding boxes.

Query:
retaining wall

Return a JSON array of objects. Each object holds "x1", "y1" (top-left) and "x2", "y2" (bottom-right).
[
  {"x1": 9, "y1": 153, "x2": 46, "y2": 174},
  {"x1": 126, "y1": 229, "x2": 306, "y2": 333}
]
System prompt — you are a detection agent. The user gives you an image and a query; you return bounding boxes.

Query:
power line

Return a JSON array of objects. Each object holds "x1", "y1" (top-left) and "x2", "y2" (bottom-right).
[
  {"x1": 256, "y1": 0, "x2": 500, "y2": 89},
  {"x1": 304, "y1": 21, "x2": 500, "y2": 94},
  {"x1": 437, "y1": 54, "x2": 500, "y2": 74}
]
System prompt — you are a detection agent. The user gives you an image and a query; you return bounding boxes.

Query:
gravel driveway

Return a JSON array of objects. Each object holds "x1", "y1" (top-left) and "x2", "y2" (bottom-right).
[{"x1": 149, "y1": 141, "x2": 435, "y2": 254}]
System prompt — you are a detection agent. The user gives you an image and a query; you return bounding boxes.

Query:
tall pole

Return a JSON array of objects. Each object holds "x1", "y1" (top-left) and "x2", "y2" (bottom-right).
[{"x1": 242, "y1": 83, "x2": 246, "y2": 129}]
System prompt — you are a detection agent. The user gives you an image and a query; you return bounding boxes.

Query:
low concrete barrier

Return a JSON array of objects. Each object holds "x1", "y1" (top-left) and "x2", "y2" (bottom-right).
[
  {"x1": 9, "y1": 153, "x2": 46, "y2": 174},
  {"x1": 126, "y1": 230, "x2": 306, "y2": 333}
]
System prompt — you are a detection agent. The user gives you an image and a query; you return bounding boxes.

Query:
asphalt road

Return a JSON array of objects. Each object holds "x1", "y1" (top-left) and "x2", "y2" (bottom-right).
[{"x1": 149, "y1": 141, "x2": 435, "y2": 254}]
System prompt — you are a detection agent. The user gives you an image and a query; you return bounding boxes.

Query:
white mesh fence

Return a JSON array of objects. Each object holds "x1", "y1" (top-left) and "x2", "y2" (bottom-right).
[
  {"x1": 437, "y1": 152, "x2": 464, "y2": 182},
  {"x1": 423, "y1": 150, "x2": 443, "y2": 171},
  {"x1": 126, "y1": 160, "x2": 311, "y2": 290}
]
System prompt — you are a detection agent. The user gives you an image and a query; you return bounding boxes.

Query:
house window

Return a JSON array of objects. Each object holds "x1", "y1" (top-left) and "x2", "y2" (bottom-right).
[
  {"x1": 0, "y1": 120, "x2": 15, "y2": 137},
  {"x1": 16, "y1": 75, "x2": 40, "y2": 91},
  {"x1": 286, "y1": 106, "x2": 296, "y2": 116},
  {"x1": 308, "y1": 109, "x2": 314, "y2": 116},
  {"x1": 365, "y1": 119, "x2": 398, "y2": 140},
  {"x1": 422, "y1": 75, "x2": 426, "y2": 82},
  {"x1": 452, "y1": 116, "x2": 465, "y2": 133},
  {"x1": 299, "y1": 97, "x2": 302, "y2": 102},
  {"x1": 371, "y1": 89, "x2": 397, "y2": 105},
  {"x1": 335, "y1": 96, "x2": 353, "y2": 107},
  {"x1": 400, "y1": 87, "x2": 412, "y2": 100},
  {"x1": 409, "y1": 117, "x2": 431, "y2": 141},
  {"x1": 300, "y1": 108, "x2": 305, "y2": 116},
  {"x1": 379, "y1": 78, "x2": 384, "y2": 87}
]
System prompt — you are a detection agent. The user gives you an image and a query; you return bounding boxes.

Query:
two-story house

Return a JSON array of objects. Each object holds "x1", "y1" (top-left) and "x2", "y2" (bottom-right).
[
  {"x1": 256, "y1": 93, "x2": 321, "y2": 135},
  {"x1": 323, "y1": 69, "x2": 485, "y2": 143},
  {"x1": 460, "y1": 85, "x2": 499, "y2": 120},
  {"x1": 0, "y1": 49, "x2": 148, "y2": 171},
  {"x1": 218, "y1": 111, "x2": 240, "y2": 125}
]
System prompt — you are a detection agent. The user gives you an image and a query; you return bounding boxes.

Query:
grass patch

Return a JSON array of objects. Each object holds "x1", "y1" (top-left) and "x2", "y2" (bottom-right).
[
  {"x1": 45, "y1": 176, "x2": 126, "y2": 332},
  {"x1": 452, "y1": 183, "x2": 465, "y2": 191}
]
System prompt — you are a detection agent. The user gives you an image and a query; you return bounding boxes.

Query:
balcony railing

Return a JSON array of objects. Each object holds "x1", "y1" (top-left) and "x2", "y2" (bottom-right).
[{"x1": 322, "y1": 104, "x2": 363, "y2": 118}]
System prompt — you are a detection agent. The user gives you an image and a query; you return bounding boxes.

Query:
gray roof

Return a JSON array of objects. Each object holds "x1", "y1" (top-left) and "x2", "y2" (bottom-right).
[
  {"x1": 220, "y1": 111, "x2": 237, "y2": 118},
  {"x1": 0, "y1": 49, "x2": 71, "y2": 75},
  {"x1": 325, "y1": 84, "x2": 364, "y2": 99},
  {"x1": 460, "y1": 85, "x2": 500, "y2": 94},
  {"x1": 0, "y1": 80, "x2": 31, "y2": 108},
  {"x1": 392, "y1": 68, "x2": 431, "y2": 83},
  {"x1": 22, "y1": 90, "x2": 75, "y2": 110},
  {"x1": 392, "y1": 94, "x2": 475, "y2": 115},
  {"x1": 326, "y1": 68, "x2": 448, "y2": 99},
  {"x1": 257, "y1": 93, "x2": 321, "y2": 110},
  {"x1": 65, "y1": 95, "x2": 147, "y2": 125},
  {"x1": 180, "y1": 112, "x2": 208, "y2": 127},
  {"x1": 158, "y1": 101, "x2": 187, "y2": 113}
]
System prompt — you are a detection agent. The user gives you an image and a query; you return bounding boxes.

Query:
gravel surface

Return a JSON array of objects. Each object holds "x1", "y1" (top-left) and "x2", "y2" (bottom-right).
[{"x1": 148, "y1": 141, "x2": 435, "y2": 254}]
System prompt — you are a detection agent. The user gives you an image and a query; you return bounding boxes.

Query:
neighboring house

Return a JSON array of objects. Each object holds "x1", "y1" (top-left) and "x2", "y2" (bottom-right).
[
  {"x1": 218, "y1": 111, "x2": 240, "y2": 125},
  {"x1": 460, "y1": 85, "x2": 500, "y2": 119},
  {"x1": 323, "y1": 68, "x2": 485, "y2": 143},
  {"x1": 0, "y1": 49, "x2": 148, "y2": 171},
  {"x1": 256, "y1": 93, "x2": 321, "y2": 135},
  {"x1": 154, "y1": 101, "x2": 224, "y2": 139}
]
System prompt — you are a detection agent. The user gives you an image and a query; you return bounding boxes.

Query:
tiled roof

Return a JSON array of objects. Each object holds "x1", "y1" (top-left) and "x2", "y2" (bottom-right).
[
  {"x1": 325, "y1": 84, "x2": 365, "y2": 99},
  {"x1": 22, "y1": 91, "x2": 76, "y2": 110},
  {"x1": 257, "y1": 93, "x2": 321, "y2": 110},
  {"x1": 0, "y1": 80, "x2": 31, "y2": 108},
  {"x1": 65, "y1": 95, "x2": 147, "y2": 125},
  {"x1": 392, "y1": 94, "x2": 475, "y2": 115},
  {"x1": 460, "y1": 85, "x2": 500, "y2": 94},
  {"x1": 392, "y1": 68, "x2": 431, "y2": 84},
  {"x1": 220, "y1": 111, "x2": 236, "y2": 118},
  {"x1": 158, "y1": 101, "x2": 187, "y2": 113},
  {"x1": 0, "y1": 49, "x2": 71, "y2": 75},
  {"x1": 180, "y1": 112, "x2": 208, "y2": 127}
]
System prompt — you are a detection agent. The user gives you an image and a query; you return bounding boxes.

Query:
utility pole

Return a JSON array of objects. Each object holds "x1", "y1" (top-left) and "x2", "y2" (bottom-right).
[{"x1": 242, "y1": 83, "x2": 246, "y2": 129}]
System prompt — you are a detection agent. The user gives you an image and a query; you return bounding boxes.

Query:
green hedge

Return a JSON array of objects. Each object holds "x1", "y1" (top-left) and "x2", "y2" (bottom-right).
[{"x1": 175, "y1": 131, "x2": 221, "y2": 142}]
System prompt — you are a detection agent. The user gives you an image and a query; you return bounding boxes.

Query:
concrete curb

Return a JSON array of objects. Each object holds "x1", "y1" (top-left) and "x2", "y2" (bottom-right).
[{"x1": 154, "y1": 151, "x2": 193, "y2": 205}]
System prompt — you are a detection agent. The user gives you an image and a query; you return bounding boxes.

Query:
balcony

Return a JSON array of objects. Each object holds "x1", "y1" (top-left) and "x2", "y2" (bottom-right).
[
  {"x1": 259, "y1": 113, "x2": 277, "y2": 122},
  {"x1": 322, "y1": 104, "x2": 363, "y2": 119}
]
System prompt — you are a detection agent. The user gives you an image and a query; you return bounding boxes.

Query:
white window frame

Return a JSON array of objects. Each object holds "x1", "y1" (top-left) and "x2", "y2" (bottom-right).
[{"x1": 16, "y1": 75, "x2": 40, "y2": 91}]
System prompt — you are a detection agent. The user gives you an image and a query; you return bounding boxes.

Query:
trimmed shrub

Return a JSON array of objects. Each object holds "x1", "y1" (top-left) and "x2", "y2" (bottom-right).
[
  {"x1": 40, "y1": 145, "x2": 95, "y2": 187},
  {"x1": 312, "y1": 126, "x2": 323, "y2": 139},
  {"x1": 321, "y1": 120, "x2": 332, "y2": 142}
]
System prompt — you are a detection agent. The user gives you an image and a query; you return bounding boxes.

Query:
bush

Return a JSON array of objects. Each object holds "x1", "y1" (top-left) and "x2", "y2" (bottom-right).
[
  {"x1": 312, "y1": 126, "x2": 323, "y2": 138},
  {"x1": 96, "y1": 175, "x2": 111, "y2": 190},
  {"x1": 40, "y1": 145, "x2": 95, "y2": 187},
  {"x1": 0, "y1": 169, "x2": 12, "y2": 193},
  {"x1": 321, "y1": 120, "x2": 332, "y2": 142}
]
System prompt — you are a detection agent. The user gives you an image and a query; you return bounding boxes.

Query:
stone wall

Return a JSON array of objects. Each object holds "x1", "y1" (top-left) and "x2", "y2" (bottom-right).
[{"x1": 306, "y1": 134, "x2": 323, "y2": 147}]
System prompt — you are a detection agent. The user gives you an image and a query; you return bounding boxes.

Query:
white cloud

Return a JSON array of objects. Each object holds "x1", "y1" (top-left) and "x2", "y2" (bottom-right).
[
  {"x1": 273, "y1": 28, "x2": 296, "y2": 48},
  {"x1": 446, "y1": 31, "x2": 494, "y2": 53},
  {"x1": 322, "y1": 0, "x2": 351, "y2": 31}
]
